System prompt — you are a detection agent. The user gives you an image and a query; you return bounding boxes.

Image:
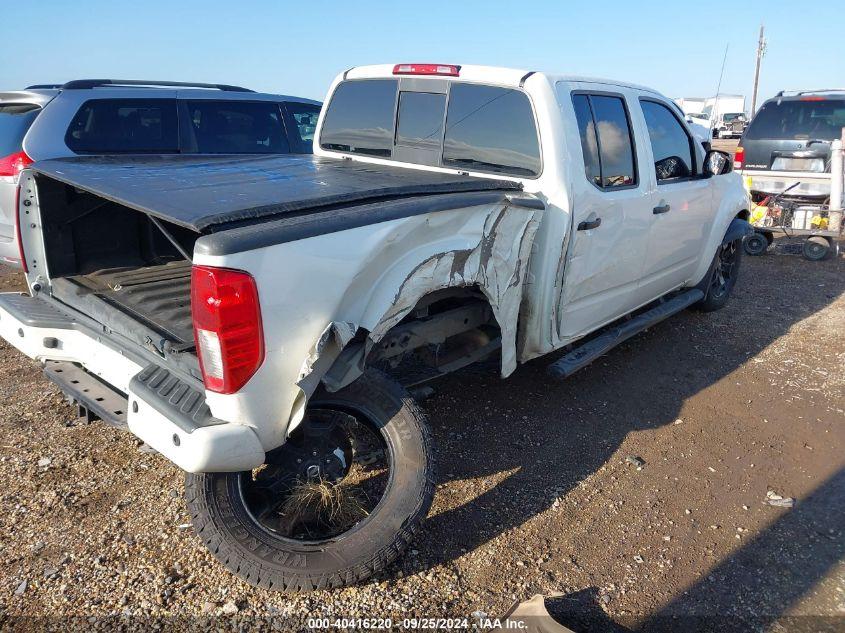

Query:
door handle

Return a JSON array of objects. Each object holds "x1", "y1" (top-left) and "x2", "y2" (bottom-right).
[
  {"x1": 653, "y1": 204, "x2": 671, "y2": 214},
  {"x1": 577, "y1": 217, "x2": 602, "y2": 231}
]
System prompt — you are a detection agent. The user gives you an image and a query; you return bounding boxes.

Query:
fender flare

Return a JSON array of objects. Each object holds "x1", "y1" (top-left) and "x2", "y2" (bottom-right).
[{"x1": 722, "y1": 217, "x2": 754, "y2": 245}]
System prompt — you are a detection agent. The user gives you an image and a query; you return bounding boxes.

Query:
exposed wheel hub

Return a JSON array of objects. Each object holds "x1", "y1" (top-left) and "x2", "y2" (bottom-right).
[
  {"x1": 275, "y1": 410, "x2": 354, "y2": 484},
  {"x1": 239, "y1": 408, "x2": 389, "y2": 541}
]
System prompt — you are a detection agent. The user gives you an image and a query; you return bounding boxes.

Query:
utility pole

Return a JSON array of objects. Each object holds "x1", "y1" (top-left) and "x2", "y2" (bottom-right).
[{"x1": 750, "y1": 24, "x2": 766, "y2": 115}]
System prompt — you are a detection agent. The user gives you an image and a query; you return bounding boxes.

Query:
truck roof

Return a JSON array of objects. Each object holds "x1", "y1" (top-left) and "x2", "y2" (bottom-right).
[
  {"x1": 344, "y1": 63, "x2": 664, "y2": 96},
  {"x1": 30, "y1": 154, "x2": 520, "y2": 232}
]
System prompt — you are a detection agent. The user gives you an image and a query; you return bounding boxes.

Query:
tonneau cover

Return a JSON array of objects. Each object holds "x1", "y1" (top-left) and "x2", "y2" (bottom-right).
[{"x1": 31, "y1": 154, "x2": 521, "y2": 232}]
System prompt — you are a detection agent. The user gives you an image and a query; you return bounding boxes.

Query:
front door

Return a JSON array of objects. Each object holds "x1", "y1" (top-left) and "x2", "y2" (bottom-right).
[
  {"x1": 637, "y1": 98, "x2": 714, "y2": 298},
  {"x1": 557, "y1": 88, "x2": 655, "y2": 341}
]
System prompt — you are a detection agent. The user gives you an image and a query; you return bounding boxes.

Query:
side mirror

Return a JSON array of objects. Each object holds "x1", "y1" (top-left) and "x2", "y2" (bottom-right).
[{"x1": 704, "y1": 150, "x2": 732, "y2": 176}]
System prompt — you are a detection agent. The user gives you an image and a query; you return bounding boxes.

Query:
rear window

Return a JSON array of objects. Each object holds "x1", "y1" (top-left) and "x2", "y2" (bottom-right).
[
  {"x1": 442, "y1": 84, "x2": 541, "y2": 177},
  {"x1": 186, "y1": 101, "x2": 289, "y2": 153},
  {"x1": 396, "y1": 91, "x2": 446, "y2": 150},
  {"x1": 0, "y1": 104, "x2": 41, "y2": 157},
  {"x1": 319, "y1": 79, "x2": 542, "y2": 177},
  {"x1": 320, "y1": 80, "x2": 398, "y2": 157},
  {"x1": 284, "y1": 102, "x2": 321, "y2": 153},
  {"x1": 66, "y1": 99, "x2": 179, "y2": 153},
  {"x1": 745, "y1": 99, "x2": 845, "y2": 141}
]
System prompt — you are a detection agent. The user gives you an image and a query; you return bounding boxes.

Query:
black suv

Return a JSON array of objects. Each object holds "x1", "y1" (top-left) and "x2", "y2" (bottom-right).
[{"x1": 737, "y1": 89, "x2": 845, "y2": 203}]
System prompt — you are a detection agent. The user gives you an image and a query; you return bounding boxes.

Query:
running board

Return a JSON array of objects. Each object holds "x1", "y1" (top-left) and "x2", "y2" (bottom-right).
[{"x1": 548, "y1": 289, "x2": 704, "y2": 379}]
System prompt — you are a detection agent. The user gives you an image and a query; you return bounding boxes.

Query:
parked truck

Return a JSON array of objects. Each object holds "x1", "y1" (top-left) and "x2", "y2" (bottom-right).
[{"x1": 0, "y1": 64, "x2": 750, "y2": 591}]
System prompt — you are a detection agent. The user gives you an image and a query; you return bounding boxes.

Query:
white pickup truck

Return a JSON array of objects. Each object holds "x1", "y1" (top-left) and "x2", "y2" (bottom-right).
[{"x1": 1, "y1": 63, "x2": 750, "y2": 591}]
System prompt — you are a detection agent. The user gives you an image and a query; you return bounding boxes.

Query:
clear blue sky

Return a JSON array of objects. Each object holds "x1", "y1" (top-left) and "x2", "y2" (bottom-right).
[{"x1": 3, "y1": 1, "x2": 842, "y2": 106}]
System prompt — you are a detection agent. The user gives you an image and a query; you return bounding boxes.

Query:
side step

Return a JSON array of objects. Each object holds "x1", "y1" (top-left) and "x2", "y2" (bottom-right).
[{"x1": 548, "y1": 289, "x2": 704, "y2": 379}]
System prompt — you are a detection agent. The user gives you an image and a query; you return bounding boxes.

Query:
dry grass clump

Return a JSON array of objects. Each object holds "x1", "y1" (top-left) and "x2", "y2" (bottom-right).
[{"x1": 278, "y1": 465, "x2": 371, "y2": 537}]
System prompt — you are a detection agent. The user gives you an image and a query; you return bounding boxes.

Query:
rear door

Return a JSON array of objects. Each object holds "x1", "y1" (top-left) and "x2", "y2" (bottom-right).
[
  {"x1": 0, "y1": 103, "x2": 41, "y2": 265},
  {"x1": 556, "y1": 87, "x2": 654, "y2": 339},
  {"x1": 637, "y1": 97, "x2": 712, "y2": 295}
]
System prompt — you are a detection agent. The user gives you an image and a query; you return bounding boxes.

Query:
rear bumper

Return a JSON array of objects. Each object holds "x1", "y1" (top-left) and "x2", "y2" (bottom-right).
[
  {"x1": 741, "y1": 169, "x2": 831, "y2": 199},
  {"x1": 0, "y1": 292, "x2": 264, "y2": 473}
]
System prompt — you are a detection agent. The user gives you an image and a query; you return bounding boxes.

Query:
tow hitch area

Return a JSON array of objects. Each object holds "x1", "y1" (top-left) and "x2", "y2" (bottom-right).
[{"x1": 42, "y1": 360, "x2": 128, "y2": 427}]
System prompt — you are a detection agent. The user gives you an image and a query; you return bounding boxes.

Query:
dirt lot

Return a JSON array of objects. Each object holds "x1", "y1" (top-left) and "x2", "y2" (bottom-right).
[{"x1": 1, "y1": 245, "x2": 843, "y2": 631}]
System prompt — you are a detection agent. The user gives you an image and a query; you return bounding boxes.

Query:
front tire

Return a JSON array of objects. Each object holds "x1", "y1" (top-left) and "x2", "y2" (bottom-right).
[
  {"x1": 185, "y1": 370, "x2": 435, "y2": 591},
  {"x1": 695, "y1": 240, "x2": 743, "y2": 312}
]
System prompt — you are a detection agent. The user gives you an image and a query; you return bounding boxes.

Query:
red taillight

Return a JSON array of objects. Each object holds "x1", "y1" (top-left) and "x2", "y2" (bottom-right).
[
  {"x1": 733, "y1": 146, "x2": 745, "y2": 171},
  {"x1": 191, "y1": 265, "x2": 264, "y2": 394},
  {"x1": 0, "y1": 150, "x2": 33, "y2": 178},
  {"x1": 799, "y1": 96, "x2": 825, "y2": 101},
  {"x1": 392, "y1": 63, "x2": 460, "y2": 77},
  {"x1": 14, "y1": 186, "x2": 27, "y2": 273}
]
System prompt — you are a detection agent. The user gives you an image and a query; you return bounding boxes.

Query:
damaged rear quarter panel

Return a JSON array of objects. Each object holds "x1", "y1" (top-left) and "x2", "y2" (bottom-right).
[{"x1": 194, "y1": 200, "x2": 541, "y2": 450}]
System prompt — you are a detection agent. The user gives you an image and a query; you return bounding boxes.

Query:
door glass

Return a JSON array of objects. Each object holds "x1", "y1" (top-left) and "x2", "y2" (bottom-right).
[
  {"x1": 65, "y1": 99, "x2": 179, "y2": 153},
  {"x1": 185, "y1": 101, "x2": 289, "y2": 153},
  {"x1": 571, "y1": 95, "x2": 601, "y2": 186},
  {"x1": 284, "y1": 102, "x2": 321, "y2": 153},
  {"x1": 589, "y1": 95, "x2": 637, "y2": 187},
  {"x1": 641, "y1": 100, "x2": 694, "y2": 181}
]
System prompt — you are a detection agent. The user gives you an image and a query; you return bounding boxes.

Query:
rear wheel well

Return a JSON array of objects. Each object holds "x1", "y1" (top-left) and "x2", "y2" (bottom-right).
[
  {"x1": 735, "y1": 209, "x2": 750, "y2": 221},
  {"x1": 322, "y1": 287, "x2": 502, "y2": 391},
  {"x1": 370, "y1": 287, "x2": 501, "y2": 386}
]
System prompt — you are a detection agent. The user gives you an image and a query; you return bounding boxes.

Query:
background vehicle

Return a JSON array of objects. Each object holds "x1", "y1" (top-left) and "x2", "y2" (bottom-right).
[
  {"x1": 0, "y1": 64, "x2": 748, "y2": 591},
  {"x1": 738, "y1": 89, "x2": 845, "y2": 204},
  {"x1": 713, "y1": 112, "x2": 747, "y2": 139},
  {"x1": 683, "y1": 113, "x2": 712, "y2": 144},
  {"x1": 0, "y1": 89, "x2": 57, "y2": 266},
  {"x1": 0, "y1": 80, "x2": 321, "y2": 268}
]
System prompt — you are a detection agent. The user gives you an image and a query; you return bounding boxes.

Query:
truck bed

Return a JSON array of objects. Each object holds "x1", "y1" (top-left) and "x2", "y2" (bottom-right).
[
  {"x1": 31, "y1": 154, "x2": 521, "y2": 232},
  {"x1": 55, "y1": 261, "x2": 193, "y2": 344}
]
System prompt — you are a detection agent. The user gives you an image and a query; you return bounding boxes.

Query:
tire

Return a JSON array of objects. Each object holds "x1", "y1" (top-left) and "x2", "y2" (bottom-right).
[
  {"x1": 803, "y1": 236, "x2": 831, "y2": 261},
  {"x1": 185, "y1": 369, "x2": 435, "y2": 591},
  {"x1": 744, "y1": 232, "x2": 768, "y2": 256},
  {"x1": 694, "y1": 240, "x2": 743, "y2": 312}
]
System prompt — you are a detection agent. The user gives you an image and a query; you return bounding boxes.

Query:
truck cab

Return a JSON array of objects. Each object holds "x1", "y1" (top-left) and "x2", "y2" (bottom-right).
[{"x1": 315, "y1": 64, "x2": 746, "y2": 355}]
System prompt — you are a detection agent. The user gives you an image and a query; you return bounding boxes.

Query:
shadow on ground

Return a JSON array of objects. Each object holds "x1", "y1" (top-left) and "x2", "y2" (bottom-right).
[
  {"x1": 404, "y1": 253, "x2": 845, "y2": 626},
  {"x1": 544, "y1": 467, "x2": 845, "y2": 632}
]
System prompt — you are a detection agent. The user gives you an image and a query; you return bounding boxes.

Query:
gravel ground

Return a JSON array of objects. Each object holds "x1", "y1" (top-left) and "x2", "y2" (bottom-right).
[{"x1": 0, "y1": 247, "x2": 843, "y2": 632}]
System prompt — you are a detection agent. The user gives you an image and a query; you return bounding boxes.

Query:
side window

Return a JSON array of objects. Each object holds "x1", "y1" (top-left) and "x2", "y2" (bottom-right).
[
  {"x1": 65, "y1": 99, "x2": 179, "y2": 153},
  {"x1": 283, "y1": 102, "x2": 321, "y2": 153},
  {"x1": 396, "y1": 92, "x2": 446, "y2": 150},
  {"x1": 571, "y1": 95, "x2": 601, "y2": 186},
  {"x1": 442, "y1": 84, "x2": 541, "y2": 177},
  {"x1": 640, "y1": 100, "x2": 694, "y2": 182},
  {"x1": 571, "y1": 93, "x2": 637, "y2": 188},
  {"x1": 319, "y1": 79, "x2": 398, "y2": 157},
  {"x1": 185, "y1": 101, "x2": 289, "y2": 154}
]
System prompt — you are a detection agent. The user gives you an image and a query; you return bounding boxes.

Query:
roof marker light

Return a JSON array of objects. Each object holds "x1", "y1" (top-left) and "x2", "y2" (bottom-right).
[{"x1": 392, "y1": 64, "x2": 460, "y2": 77}]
